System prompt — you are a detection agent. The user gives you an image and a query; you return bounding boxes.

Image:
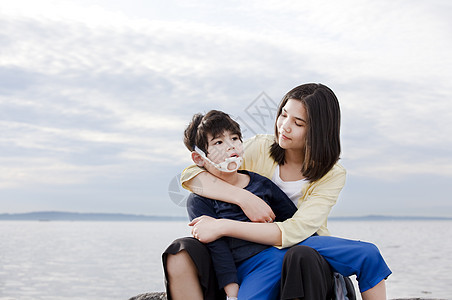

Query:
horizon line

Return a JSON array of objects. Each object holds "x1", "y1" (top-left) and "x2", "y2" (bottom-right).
[{"x1": 0, "y1": 211, "x2": 451, "y2": 220}]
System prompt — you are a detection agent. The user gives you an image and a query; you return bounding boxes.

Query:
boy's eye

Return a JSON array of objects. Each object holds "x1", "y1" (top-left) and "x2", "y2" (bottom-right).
[{"x1": 214, "y1": 140, "x2": 222, "y2": 145}]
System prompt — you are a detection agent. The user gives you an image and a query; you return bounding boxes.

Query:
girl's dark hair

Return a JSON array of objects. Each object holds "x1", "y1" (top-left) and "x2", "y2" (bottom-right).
[
  {"x1": 270, "y1": 83, "x2": 341, "y2": 182},
  {"x1": 184, "y1": 110, "x2": 242, "y2": 155}
]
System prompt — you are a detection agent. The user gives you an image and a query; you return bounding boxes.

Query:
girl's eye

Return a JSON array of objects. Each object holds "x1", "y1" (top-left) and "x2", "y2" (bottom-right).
[
  {"x1": 214, "y1": 140, "x2": 222, "y2": 145},
  {"x1": 232, "y1": 137, "x2": 238, "y2": 141},
  {"x1": 295, "y1": 123, "x2": 303, "y2": 127}
]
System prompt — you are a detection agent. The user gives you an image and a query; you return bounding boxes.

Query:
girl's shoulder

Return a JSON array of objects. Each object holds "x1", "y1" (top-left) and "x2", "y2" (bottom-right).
[
  {"x1": 315, "y1": 162, "x2": 346, "y2": 185},
  {"x1": 242, "y1": 134, "x2": 276, "y2": 176},
  {"x1": 330, "y1": 162, "x2": 346, "y2": 174},
  {"x1": 244, "y1": 134, "x2": 274, "y2": 148},
  {"x1": 244, "y1": 134, "x2": 274, "y2": 158}
]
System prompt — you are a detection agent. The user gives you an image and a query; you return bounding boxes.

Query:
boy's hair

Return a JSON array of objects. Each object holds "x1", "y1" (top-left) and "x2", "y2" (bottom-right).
[
  {"x1": 270, "y1": 83, "x2": 341, "y2": 182},
  {"x1": 184, "y1": 110, "x2": 242, "y2": 155}
]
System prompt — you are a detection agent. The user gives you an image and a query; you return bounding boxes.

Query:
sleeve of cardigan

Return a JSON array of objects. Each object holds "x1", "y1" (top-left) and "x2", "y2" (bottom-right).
[
  {"x1": 180, "y1": 164, "x2": 205, "y2": 191},
  {"x1": 274, "y1": 164, "x2": 346, "y2": 248}
]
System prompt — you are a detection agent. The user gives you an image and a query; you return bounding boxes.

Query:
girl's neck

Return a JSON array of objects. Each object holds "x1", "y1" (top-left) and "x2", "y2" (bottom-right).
[
  {"x1": 284, "y1": 148, "x2": 304, "y2": 165},
  {"x1": 280, "y1": 149, "x2": 305, "y2": 181}
]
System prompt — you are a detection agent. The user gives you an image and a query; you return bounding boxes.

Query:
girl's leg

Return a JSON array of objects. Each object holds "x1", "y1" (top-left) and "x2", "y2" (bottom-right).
[
  {"x1": 362, "y1": 280, "x2": 386, "y2": 300},
  {"x1": 298, "y1": 236, "x2": 391, "y2": 296},
  {"x1": 237, "y1": 247, "x2": 288, "y2": 300},
  {"x1": 280, "y1": 245, "x2": 334, "y2": 300},
  {"x1": 162, "y1": 237, "x2": 225, "y2": 300}
]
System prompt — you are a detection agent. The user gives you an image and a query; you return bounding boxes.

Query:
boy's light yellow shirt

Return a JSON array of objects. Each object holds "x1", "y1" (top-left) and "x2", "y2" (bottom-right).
[{"x1": 180, "y1": 134, "x2": 346, "y2": 248}]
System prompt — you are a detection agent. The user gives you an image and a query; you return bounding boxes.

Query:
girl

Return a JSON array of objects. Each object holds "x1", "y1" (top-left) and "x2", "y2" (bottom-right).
[{"x1": 164, "y1": 83, "x2": 391, "y2": 300}]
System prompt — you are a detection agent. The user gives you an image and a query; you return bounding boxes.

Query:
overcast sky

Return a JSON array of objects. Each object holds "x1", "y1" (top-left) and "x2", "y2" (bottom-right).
[{"x1": 1, "y1": 0, "x2": 451, "y2": 217}]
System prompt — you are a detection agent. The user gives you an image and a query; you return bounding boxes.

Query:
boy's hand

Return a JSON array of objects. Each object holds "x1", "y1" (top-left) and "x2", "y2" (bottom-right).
[
  {"x1": 237, "y1": 193, "x2": 276, "y2": 223},
  {"x1": 189, "y1": 216, "x2": 223, "y2": 243},
  {"x1": 224, "y1": 283, "x2": 239, "y2": 299}
]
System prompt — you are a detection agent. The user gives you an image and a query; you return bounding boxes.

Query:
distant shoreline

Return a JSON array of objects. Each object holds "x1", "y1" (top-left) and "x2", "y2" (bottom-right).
[
  {"x1": 0, "y1": 211, "x2": 189, "y2": 222},
  {"x1": 0, "y1": 211, "x2": 451, "y2": 222}
]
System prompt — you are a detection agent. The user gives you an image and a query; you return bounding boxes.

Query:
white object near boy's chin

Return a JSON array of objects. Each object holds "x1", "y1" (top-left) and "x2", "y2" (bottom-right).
[{"x1": 194, "y1": 146, "x2": 243, "y2": 173}]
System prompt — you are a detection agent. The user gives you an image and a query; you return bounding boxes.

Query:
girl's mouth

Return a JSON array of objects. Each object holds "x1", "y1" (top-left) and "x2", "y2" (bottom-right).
[{"x1": 280, "y1": 133, "x2": 290, "y2": 140}]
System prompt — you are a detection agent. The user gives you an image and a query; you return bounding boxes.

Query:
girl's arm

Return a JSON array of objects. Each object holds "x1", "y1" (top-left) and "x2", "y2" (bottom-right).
[
  {"x1": 277, "y1": 164, "x2": 346, "y2": 247},
  {"x1": 189, "y1": 164, "x2": 346, "y2": 248},
  {"x1": 185, "y1": 170, "x2": 276, "y2": 222},
  {"x1": 190, "y1": 216, "x2": 283, "y2": 246}
]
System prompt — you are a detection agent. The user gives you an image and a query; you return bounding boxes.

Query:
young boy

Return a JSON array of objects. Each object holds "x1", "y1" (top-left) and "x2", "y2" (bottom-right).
[{"x1": 183, "y1": 110, "x2": 298, "y2": 299}]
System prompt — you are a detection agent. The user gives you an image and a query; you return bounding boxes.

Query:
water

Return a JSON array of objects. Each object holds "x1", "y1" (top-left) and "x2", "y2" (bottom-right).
[
  {"x1": 328, "y1": 220, "x2": 452, "y2": 300},
  {"x1": 0, "y1": 220, "x2": 451, "y2": 300}
]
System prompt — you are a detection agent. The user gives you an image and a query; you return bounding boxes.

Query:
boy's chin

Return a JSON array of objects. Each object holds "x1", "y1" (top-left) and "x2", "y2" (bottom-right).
[{"x1": 226, "y1": 162, "x2": 237, "y2": 171}]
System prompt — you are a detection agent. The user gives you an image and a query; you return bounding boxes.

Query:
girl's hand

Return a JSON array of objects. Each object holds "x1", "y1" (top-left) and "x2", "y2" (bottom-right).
[
  {"x1": 238, "y1": 193, "x2": 276, "y2": 223},
  {"x1": 189, "y1": 216, "x2": 223, "y2": 243}
]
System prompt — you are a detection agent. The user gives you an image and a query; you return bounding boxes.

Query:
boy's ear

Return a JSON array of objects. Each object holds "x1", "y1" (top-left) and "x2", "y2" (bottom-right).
[{"x1": 191, "y1": 151, "x2": 205, "y2": 167}]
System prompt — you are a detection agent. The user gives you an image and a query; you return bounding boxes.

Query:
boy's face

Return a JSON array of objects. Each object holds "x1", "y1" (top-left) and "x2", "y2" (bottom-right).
[{"x1": 204, "y1": 130, "x2": 243, "y2": 171}]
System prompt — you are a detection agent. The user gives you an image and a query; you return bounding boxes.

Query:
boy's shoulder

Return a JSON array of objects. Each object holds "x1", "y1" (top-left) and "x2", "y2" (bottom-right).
[
  {"x1": 238, "y1": 170, "x2": 272, "y2": 186},
  {"x1": 186, "y1": 191, "x2": 210, "y2": 205}
]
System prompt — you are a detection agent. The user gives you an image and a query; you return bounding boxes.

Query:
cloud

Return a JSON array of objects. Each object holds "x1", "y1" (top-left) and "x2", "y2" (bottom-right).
[{"x1": 0, "y1": 0, "x2": 451, "y2": 214}]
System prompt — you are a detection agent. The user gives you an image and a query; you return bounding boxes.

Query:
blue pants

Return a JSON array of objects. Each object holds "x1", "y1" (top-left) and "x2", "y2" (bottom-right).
[
  {"x1": 237, "y1": 246, "x2": 287, "y2": 299},
  {"x1": 299, "y1": 236, "x2": 392, "y2": 292},
  {"x1": 237, "y1": 235, "x2": 392, "y2": 299}
]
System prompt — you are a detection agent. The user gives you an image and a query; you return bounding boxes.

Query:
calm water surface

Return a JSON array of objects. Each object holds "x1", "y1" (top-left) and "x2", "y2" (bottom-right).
[{"x1": 0, "y1": 220, "x2": 451, "y2": 300}]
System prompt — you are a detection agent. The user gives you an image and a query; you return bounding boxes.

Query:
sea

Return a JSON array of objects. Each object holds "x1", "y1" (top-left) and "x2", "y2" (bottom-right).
[{"x1": 0, "y1": 220, "x2": 451, "y2": 300}]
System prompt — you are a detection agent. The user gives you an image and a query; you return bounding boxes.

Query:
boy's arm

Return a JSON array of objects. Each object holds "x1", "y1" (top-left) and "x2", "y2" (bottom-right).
[
  {"x1": 264, "y1": 179, "x2": 298, "y2": 222},
  {"x1": 187, "y1": 195, "x2": 240, "y2": 293},
  {"x1": 183, "y1": 166, "x2": 276, "y2": 223}
]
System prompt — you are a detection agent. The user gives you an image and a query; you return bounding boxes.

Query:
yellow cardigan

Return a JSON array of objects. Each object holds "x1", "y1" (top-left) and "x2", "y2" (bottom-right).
[{"x1": 180, "y1": 134, "x2": 346, "y2": 248}]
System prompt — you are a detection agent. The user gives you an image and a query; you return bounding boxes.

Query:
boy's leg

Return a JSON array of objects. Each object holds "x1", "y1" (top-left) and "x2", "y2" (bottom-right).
[
  {"x1": 298, "y1": 236, "x2": 392, "y2": 293},
  {"x1": 163, "y1": 237, "x2": 225, "y2": 300},
  {"x1": 237, "y1": 247, "x2": 288, "y2": 300},
  {"x1": 166, "y1": 250, "x2": 203, "y2": 300}
]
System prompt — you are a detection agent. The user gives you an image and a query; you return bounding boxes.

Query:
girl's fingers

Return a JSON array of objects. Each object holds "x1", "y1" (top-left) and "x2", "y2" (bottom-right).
[{"x1": 188, "y1": 216, "x2": 201, "y2": 226}]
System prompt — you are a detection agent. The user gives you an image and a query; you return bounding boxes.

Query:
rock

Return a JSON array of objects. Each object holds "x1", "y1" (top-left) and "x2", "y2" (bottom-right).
[
  {"x1": 128, "y1": 292, "x2": 167, "y2": 300},
  {"x1": 128, "y1": 293, "x2": 445, "y2": 300}
]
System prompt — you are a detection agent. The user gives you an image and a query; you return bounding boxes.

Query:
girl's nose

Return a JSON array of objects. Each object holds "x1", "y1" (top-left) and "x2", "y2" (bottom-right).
[{"x1": 282, "y1": 119, "x2": 291, "y2": 133}]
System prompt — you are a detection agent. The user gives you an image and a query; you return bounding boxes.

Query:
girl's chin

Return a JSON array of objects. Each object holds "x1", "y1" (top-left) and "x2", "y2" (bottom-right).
[
  {"x1": 278, "y1": 138, "x2": 290, "y2": 147},
  {"x1": 278, "y1": 144, "x2": 290, "y2": 151}
]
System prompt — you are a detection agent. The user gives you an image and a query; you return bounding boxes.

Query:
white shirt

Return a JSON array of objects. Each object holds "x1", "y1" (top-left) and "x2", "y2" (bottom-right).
[{"x1": 271, "y1": 165, "x2": 308, "y2": 206}]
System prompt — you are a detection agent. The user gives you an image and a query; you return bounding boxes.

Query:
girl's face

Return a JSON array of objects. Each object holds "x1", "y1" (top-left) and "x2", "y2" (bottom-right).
[{"x1": 276, "y1": 99, "x2": 308, "y2": 152}]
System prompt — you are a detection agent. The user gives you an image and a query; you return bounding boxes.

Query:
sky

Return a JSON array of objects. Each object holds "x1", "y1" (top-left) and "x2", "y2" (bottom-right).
[{"x1": 1, "y1": 0, "x2": 451, "y2": 217}]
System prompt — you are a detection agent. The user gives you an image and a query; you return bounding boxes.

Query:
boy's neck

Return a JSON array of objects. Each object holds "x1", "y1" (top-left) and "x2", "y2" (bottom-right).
[{"x1": 216, "y1": 171, "x2": 249, "y2": 188}]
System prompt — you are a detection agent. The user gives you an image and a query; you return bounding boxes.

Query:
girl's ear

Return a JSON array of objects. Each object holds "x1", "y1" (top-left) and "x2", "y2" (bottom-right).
[{"x1": 191, "y1": 151, "x2": 205, "y2": 167}]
